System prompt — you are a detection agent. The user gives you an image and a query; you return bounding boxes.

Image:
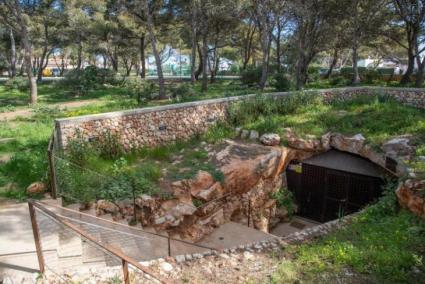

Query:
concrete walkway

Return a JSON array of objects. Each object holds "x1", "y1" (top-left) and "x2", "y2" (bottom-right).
[
  {"x1": 0, "y1": 203, "x2": 39, "y2": 282},
  {"x1": 270, "y1": 216, "x2": 320, "y2": 237}
]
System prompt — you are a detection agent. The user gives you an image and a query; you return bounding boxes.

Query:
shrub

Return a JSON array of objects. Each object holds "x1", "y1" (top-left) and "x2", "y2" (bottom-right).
[
  {"x1": 4, "y1": 77, "x2": 29, "y2": 91},
  {"x1": 329, "y1": 76, "x2": 349, "y2": 86},
  {"x1": 362, "y1": 68, "x2": 380, "y2": 84},
  {"x1": 96, "y1": 130, "x2": 123, "y2": 160},
  {"x1": 271, "y1": 73, "x2": 292, "y2": 91},
  {"x1": 66, "y1": 130, "x2": 91, "y2": 166},
  {"x1": 228, "y1": 92, "x2": 320, "y2": 126},
  {"x1": 240, "y1": 66, "x2": 262, "y2": 86},
  {"x1": 169, "y1": 83, "x2": 197, "y2": 102},
  {"x1": 59, "y1": 66, "x2": 117, "y2": 96},
  {"x1": 271, "y1": 188, "x2": 296, "y2": 217},
  {"x1": 307, "y1": 66, "x2": 321, "y2": 82},
  {"x1": 123, "y1": 77, "x2": 157, "y2": 104}
]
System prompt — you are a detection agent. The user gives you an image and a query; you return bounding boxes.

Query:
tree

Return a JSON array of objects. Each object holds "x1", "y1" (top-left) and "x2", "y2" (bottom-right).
[
  {"x1": 0, "y1": 0, "x2": 38, "y2": 104},
  {"x1": 391, "y1": 0, "x2": 425, "y2": 86},
  {"x1": 344, "y1": 0, "x2": 389, "y2": 85},
  {"x1": 290, "y1": 0, "x2": 335, "y2": 89},
  {"x1": 250, "y1": 0, "x2": 276, "y2": 89}
]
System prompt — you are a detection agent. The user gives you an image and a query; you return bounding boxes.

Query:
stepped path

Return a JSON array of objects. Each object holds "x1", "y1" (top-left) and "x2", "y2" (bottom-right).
[{"x1": 0, "y1": 198, "x2": 277, "y2": 282}]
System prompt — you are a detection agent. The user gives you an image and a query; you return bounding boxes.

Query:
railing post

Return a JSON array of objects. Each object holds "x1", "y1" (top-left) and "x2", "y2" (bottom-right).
[
  {"x1": 47, "y1": 135, "x2": 57, "y2": 199},
  {"x1": 28, "y1": 201, "x2": 45, "y2": 273},
  {"x1": 122, "y1": 259, "x2": 129, "y2": 284},
  {"x1": 167, "y1": 236, "x2": 171, "y2": 257},
  {"x1": 247, "y1": 199, "x2": 251, "y2": 228}
]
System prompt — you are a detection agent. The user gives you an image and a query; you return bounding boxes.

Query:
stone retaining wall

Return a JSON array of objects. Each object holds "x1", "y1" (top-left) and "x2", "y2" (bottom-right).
[{"x1": 54, "y1": 87, "x2": 425, "y2": 150}]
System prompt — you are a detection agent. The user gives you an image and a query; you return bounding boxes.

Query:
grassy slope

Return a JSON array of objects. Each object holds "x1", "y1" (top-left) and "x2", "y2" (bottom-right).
[{"x1": 272, "y1": 188, "x2": 425, "y2": 283}]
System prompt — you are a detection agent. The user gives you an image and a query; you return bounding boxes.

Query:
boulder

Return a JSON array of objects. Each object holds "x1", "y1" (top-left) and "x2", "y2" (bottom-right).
[
  {"x1": 382, "y1": 136, "x2": 415, "y2": 160},
  {"x1": 284, "y1": 128, "x2": 323, "y2": 152},
  {"x1": 188, "y1": 171, "x2": 215, "y2": 197},
  {"x1": 260, "y1": 133, "x2": 281, "y2": 146},
  {"x1": 249, "y1": 130, "x2": 259, "y2": 140},
  {"x1": 96, "y1": 200, "x2": 119, "y2": 214},
  {"x1": 330, "y1": 133, "x2": 365, "y2": 154},
  {"x1": 26, "y1": 182, "x2": 46, "y2": 195},
  {"x1": 396, "y1": 179, "x2": 425, "y2": 219},
  {"x1": 195, "y1": 182, "x2": 224, "y2": 201},
  {"x1": 240, "y1": 129, "x2": 249, "y2": 139}
]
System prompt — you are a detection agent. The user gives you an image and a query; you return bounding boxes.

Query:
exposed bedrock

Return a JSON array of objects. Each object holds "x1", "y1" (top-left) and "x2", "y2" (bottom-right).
[{"x1": 94, "y1": 131, "x2": 423, "y2": 241}]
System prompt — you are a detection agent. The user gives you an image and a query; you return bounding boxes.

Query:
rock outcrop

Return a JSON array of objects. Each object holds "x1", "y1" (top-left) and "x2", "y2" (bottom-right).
[
  {"x1": 26, "y1": 182, "x2": 46, "y2": 195},
  {"x1": 396, "y1": 179, "x2": 425, "y2": 219},
  {"x1": 91, "y1": 130, "x2": 421, "y2": 241}
]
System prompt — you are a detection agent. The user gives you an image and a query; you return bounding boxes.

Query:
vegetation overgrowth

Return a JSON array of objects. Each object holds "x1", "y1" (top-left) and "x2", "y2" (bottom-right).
[{"x1": 272, "y1": 183, "x2": 425, "y2": 283}]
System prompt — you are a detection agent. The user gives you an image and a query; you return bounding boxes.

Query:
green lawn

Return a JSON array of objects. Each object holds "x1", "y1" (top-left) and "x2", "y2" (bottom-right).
[{"x1": 272, "y1": 187, "x2": 425, "y2": 283}]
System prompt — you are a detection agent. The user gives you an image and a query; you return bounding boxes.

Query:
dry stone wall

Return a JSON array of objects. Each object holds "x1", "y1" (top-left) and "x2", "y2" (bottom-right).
[{"x1": 55, "y1": 87, "x2": 425, "y2": 150}]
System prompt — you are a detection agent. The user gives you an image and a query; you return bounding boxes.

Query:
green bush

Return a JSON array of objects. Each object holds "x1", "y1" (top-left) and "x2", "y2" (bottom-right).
[
  {"x1": 307, "y1": 66, "x2": 321, "y2": 82},
  {"x1": 329, "y1": 76, "x2": 349, "y2": 86},
  {"x1": 271, "y1": 188, "x2": 296, "y2": 217},
  {"x1": 59, "y1": 66, "x2": 118, "y2": 96},
  {"x1": 4, "y1": 77, "x2": 29, "y2": 91},
  {"x1": 362, "y1": 68, "x2": 380, "y2": 84},
  {"x1": 123, "y1": 77, "x2": 157, "y2": 104},
  {"x1": 170, "y1": 83, "x2": 197, "y2": 102},
  {"x1": 240, "y1": 66, "x2": 262, "y2": 86},
  {"x1": 228, "y1": 92, "x2": 320, "y2": 126},
  {"x1": 271, "y1": 73, "x2": 292, "y2": 91},
  {"x1": 96, "y1": 130, "x2": 123, "y2": 160}
]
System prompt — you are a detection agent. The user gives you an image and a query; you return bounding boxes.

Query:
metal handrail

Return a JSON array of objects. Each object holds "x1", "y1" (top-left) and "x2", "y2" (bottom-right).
[
  {"x1": 29, "y1": 200, "x2": 171, "y2": 284},
  {"x1": 41, "y1": 201, "x2": 218, "y2": 252}
]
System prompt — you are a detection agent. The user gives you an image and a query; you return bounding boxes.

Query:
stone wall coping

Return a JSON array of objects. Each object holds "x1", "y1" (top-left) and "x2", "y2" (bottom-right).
[{"x1": 54, "y1": 86, "x2": 424, "y2": 126}]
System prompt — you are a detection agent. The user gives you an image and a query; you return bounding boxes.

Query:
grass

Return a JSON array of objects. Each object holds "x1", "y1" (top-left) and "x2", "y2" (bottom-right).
[
  {"x1": 232, "y1": 93, "x2": 425, "y2": 151},
  {"x1": 272, "y1": 186, "x2": 425, "y2": 283}
]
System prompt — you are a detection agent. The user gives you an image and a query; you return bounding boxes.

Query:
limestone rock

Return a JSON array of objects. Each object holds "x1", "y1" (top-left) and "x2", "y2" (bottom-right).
[
  {"x1": 195, "y1": 182, "x2": 224, "y2": 202},
  {"x1": 284, "y1": 128, "x2": 323, "y2": 152},
  {"x1": 330, "y1": 133, "x2": 365, "y2": 154},
  {"x1": 249, "y1": 130, "x2": 259, "y2": 140},
  {"x1": 240, "y1": 129, "x2": 249, "y2": 139},
  {"x1": 396, "y1": 179, "x2": 425, "y2": 219},
  {"x1": 382, "y1": 136, "x2": 415, "y2": 160},
  {"x1": 96, "y1": 200, "x2": 119, "y2": 214},
  {"x1": 26, "y1": 182, "x2": 46, "y2": 195},
  {"x1": 260, "y1": 133, "x2": 280, "y2": 146},
  {"x1": 189, "y1": 171, "x2": 215, "y2": 197}
]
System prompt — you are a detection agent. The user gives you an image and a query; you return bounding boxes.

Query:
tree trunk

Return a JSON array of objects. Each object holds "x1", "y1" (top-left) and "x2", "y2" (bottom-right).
[
  {"x1": 415, "y1": 44, "x2": 425, "y2": 87},
  {"x1": 143, "y1": 0, "x2": 166, "y2": 99},
  {"x1": 210, "y1": 53, "x2": 219, "y2": 83},
  {"x1": 259, "y1": 29, "x2": 270, "y2": 90},
  {"x1": 77, "y1": 40, "x2": 83, "y2": 70},
  {"x1": 201, "y1": 32, "x2": 208, "y2": 92},
  {"x1": 9, "y1": 27, "x2": 16, "y2": 78},
  {"x1": 401, "y1": 44, "x2": 415, "y2": 85},
  {"x1": 21, "y1": 27, "x2": 37, "y2": 103},
  {"x1": 276, "y1": 21, "x2": 282, "y2": 73},
  {"x1": 190, "y1": 4, "x2": 197, "y2": 85},
  {"x1": 195, "y1": 43, "x2": 203, "y2": 80},
  {"x1": 242, "y1": 20, "x2": 255, "y2": 70},
  {"x1": 36, "y1": 23, "x2": 50, "y2": 82},
  {"x1": 325, "y1": 48, "x2": 339, "y2": 79},
  {"x1": 140, "y1": 36, "x2": 146, "y2": 78},
  {"x1": 351, "y1": 43, "x2": 360, "y2": 85},
  {"x1": 296, "y1": 53, "x2": 308, "y2": 90}
]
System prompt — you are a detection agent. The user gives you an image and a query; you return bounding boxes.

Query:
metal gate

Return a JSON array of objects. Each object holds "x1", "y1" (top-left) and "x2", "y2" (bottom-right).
[{"x1": 286, "y1": 162, "x2": 384, "y2": 223}]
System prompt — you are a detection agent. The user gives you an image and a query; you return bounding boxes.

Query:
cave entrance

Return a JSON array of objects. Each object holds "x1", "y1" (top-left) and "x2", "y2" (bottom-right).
[{"x1": 286, "y1": 150, "x2": 388, "y2": 223}]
